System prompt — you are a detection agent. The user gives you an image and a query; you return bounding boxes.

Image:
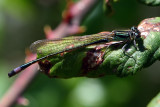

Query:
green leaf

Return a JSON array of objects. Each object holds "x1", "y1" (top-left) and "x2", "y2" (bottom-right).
[
  {"x1": 138, "y1": 0, "x2": 160, "y2": 6},
  {"x1": 147, "y1": 93, "x2": 160, "y2": 107},
  {"x1": 37, "y1": 17, "x2": 160, "y2": 78}
]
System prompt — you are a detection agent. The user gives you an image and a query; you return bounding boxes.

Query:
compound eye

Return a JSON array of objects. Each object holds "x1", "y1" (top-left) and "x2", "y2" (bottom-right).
[
  {"x1": 131, "y1": 26, "x2": 137, "y2": 31},
  {"x1": 131, "y1": 26, "x2": 135, "y2": 31}
]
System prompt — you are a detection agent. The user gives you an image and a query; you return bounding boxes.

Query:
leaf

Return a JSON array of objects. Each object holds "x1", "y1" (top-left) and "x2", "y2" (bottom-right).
[
  {"x1": 37, "y1": 17, "x2": 160, "y2": 78},
  {"x1": 138, "y1": 0, "x2": 160, "y2": 6},
  {"x1": 147, "y1": 92, "x2": 160, "y2": 107}
]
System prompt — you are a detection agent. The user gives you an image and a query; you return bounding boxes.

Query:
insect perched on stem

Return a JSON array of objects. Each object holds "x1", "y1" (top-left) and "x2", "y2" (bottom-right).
[{"x1": 8, "y1": 27, "x2": 141, "y2": 77}]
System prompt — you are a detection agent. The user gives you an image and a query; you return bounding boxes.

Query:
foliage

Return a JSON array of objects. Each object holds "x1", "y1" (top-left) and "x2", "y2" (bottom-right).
[
  {"x1": 138, "y1": 0, "x2": 160, "y2": 6},
  {"x1": 37, "y1": 17, "x2": 160, "y2": 78},
  {"x1": 0, "y1": 0, "x2": 160, "y2": 107},
  {"x1": 148, "y1": 92, "x2": 160, "y2": 107}
]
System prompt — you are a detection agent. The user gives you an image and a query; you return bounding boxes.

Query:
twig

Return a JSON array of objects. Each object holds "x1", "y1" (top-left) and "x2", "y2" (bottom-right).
[
  {"x1": 0, "y1": 0, "x2": 99, "y2": 106},
  {"x1": 0, "y1": 54, "x2": 38, "y2": 107},
  {"x1": 46, "y1": 0, "x2": 99, "y2": 39}
]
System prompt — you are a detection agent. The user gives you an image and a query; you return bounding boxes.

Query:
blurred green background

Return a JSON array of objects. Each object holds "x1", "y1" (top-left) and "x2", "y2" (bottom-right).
[{"x1": 0, "y1": 0, "x2": 160, "y2": 107}]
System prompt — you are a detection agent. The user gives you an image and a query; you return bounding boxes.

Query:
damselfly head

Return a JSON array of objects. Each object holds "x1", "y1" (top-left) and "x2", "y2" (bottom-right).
[{"x1": 131, "y1": 26, "x2": 141, "y2": 39}]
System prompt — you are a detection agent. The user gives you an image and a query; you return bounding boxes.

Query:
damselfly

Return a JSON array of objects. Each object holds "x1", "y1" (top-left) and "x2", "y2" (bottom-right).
[{"x1": 8, "y1": 27, "x2": 141, "y2": 77}]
